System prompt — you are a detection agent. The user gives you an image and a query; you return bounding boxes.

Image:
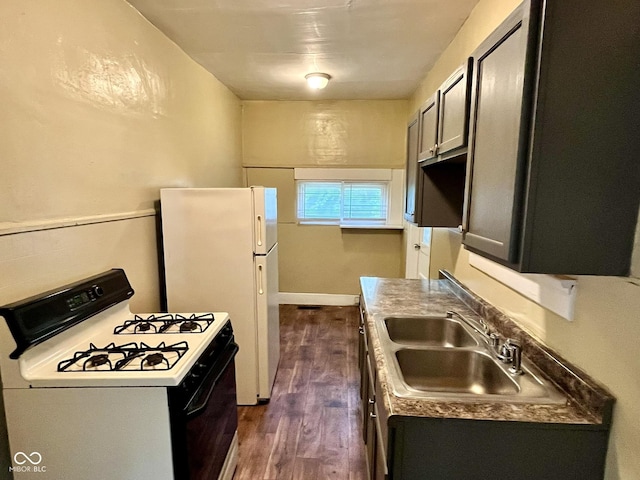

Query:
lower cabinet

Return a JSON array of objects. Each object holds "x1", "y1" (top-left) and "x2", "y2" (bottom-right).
[
  {"x1": 359, "y1": 304, "x2": 388, "y2": 480},
  {"x1": 386, "y1": 416, "x2": 610, "y2": 480},
  {"x1": 364, "y1": 359, "x2": 388, "y2": 480},
  {"x1": 358, "y1": 305, "x2": 367, "y2": 425}
]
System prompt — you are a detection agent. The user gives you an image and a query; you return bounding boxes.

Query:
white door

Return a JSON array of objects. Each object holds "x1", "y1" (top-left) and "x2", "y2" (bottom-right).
[
  {"x1": 417, "y1": 227, "x2": 432, "y2": 279},
  {"x1": 404, "y1": 221, "x2": 421, "y2": 278},
  {"x1": 254, "y1": 244, "x2": 280, "y2": 399}
]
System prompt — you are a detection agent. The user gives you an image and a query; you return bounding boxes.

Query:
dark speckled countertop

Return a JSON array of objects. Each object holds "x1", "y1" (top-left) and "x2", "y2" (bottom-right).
[{"x1": 360, "y1": 273, "x2": 615, "y2": 426}]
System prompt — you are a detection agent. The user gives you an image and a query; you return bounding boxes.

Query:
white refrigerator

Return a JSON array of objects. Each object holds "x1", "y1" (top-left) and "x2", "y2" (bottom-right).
[{"x1": 160, "y1": 187, "x2": 280, "y2": 405}]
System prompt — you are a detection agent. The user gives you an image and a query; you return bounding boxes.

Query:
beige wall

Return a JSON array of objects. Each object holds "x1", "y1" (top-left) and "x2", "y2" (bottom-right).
[
  {"x1": 243, "y1": 101, "x2": 407, "y2": 295},
  {"x1": 242, "y1": 100, "x2": 407, "y2": 294},
  {"x1": 1, "y1": 0, "x2": 242, "y2": 225},
  {"x1": 409, "y1": 0, "x2": 521, "y2": 114},
  {"x1": 0, "y1": 1, "x2": 243, "y2": 475},
  {"x1": 410, "y1": 0, "x2": 640, "y2": 478},
  {"x1": 0, "y1": 0, "x2": 242, "y2": 306},
  {"x1": 245, "y1": 167, "x2": 403, "y2": 294},
  {"x1": 242, "y1": 100, "x2": 408, "y2": 168}
]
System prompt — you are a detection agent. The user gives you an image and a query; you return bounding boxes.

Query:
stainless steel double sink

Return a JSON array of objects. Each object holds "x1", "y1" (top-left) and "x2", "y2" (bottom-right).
[{"x1": 377, "y1": 315, "x2": 566, "y2": 404}]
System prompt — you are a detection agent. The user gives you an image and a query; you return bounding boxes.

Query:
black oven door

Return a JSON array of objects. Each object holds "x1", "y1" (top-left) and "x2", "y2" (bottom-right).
[{"x1": 170, "y1": 339, "x2": 239, "y2": 480}]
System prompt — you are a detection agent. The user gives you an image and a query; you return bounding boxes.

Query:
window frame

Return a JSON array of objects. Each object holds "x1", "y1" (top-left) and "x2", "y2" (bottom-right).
[
  {"x1": 296, "y1": 180, "x2": 390, "y2": 225},
  {"x1": 294, "y1": 168, "x2": 405, "y2": 229}
]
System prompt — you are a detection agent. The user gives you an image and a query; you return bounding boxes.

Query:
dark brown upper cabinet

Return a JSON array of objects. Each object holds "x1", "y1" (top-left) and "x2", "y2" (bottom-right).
[
  {"x1": 434, "y1": 60, "x2": 473, "y2": 161},
  {"x1": 407, "y1": 60, "x2": 471, "y2": 227},
  {"x1": 418, "y1": 60, "x2": 472, "y2": 165},
  {"x1": 405, "y1": 105, "x2": 466, "y2": 227},
  {"x1": 417, "y1": 92, "x2": 440, "y2": 163},
  {"x1": 463, "y1": 0, "x2": 640, "y2": 275},
  {"x1": 404, "y1": 111, "x2": 421, "y2": 223}
]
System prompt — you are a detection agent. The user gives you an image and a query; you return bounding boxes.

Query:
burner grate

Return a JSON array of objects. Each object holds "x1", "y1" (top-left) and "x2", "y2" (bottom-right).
[
  {"x1": 57, "y1": 341, "x2": 189, "y2": 372},
  {"x1": 113, "y1": 313, "x2": 215, "y2": 335}
]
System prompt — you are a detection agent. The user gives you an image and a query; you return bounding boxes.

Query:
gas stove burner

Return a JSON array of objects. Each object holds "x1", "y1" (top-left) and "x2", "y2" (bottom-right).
[
  {"x1": 114, "y1": 313, "x2": 215, "y2": 335},
  {"x1": 137, "y1": 322, "x2": 153, "y2": 333},
  {"x1": 145, "y1": 353, "x2": 166, "y2": 367},
  {"x1": 88, "y1": 354, "x2": 109, "y2": 368},
  {"x1": 180, "y1": 321, "x2": 199, "y2": 332},
  {"x1": 57, "y1": 341, "x2": 189, "y2": 372}
]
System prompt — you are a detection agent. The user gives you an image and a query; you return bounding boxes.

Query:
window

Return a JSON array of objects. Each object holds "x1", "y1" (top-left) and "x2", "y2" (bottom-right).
[
  {"x1": 293, "y1": 168, "x2": 404, "y2": 228},
  {"x1": 297, "y1": 181, "x2": 388, "y2": 224}
]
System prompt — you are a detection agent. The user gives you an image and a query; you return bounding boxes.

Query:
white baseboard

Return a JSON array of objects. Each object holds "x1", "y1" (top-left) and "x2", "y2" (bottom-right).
[{"x1": 278, "y1": 292, "x2": 360, "y2": 306}]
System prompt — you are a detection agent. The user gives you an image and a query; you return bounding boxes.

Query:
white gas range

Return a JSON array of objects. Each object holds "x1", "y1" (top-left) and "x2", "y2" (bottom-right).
[{"x1": 0, "y1": 269, "x2": 239, "y2": 480}]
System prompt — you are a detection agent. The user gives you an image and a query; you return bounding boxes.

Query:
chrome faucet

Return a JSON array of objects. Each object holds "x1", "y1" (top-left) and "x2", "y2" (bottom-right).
[
  {"x1": 446, "y1": 310, "x2": 523, "y2": 375},
  {"x1": 496, "y1": 339, "x2": 523, "y2": 375}
]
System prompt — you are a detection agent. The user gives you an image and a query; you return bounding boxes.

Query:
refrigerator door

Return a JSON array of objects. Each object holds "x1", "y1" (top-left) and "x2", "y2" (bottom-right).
[
  {"x1": 252, "y1": 187, "x2": 278, "y2": 254},
  {"x1": 254, "y1": 243, "x2": 280, "y2": 400}
]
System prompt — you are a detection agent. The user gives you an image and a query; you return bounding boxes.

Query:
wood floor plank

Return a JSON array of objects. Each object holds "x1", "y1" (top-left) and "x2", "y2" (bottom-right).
[
  {"x1": 295, "y1": 399, "x2": 325, "y2": 459},
  {"x1": 292, "y1": 457, "x2": 320, "y2": 480},
  {"x1": 236, "y1": 305, "x2": 366, "y2": 480},
  {"x1": 318, "y1": 405, "x2": 351, "y2": 479},
  {"x1": 234, "y1": 431, "x2": 275, "y2": 480},
  {"x1": 264, "y1": 415, "x2": 303, "y2": 480}
]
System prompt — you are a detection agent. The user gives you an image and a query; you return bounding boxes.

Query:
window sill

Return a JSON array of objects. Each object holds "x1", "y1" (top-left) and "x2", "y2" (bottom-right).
[
  {"x1": 297, "y1": 221, "x2": 403, "y2": 230},
  {"x1": 339, "y1": 224, "x2": 404, "y2": 230}
]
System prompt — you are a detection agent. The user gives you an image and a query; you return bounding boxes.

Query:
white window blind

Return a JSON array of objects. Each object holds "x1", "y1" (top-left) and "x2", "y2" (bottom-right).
[
  {"x1": 297, "y1": 181, "x2": 388, "y2": 224},
  {"x1": 294, "y1": 168, "x2": 405, "y2": 229}
]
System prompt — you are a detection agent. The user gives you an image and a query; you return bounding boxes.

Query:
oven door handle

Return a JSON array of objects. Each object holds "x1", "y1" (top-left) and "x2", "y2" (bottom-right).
[{"x1": 185, "y1": 342, "x2": 239, "y2": 419}]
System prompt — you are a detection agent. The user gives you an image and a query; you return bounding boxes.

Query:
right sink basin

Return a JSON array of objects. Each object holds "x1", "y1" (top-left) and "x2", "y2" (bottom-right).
[{"x1": 395, "y1": 348, "x2": 518, "y2": 395}]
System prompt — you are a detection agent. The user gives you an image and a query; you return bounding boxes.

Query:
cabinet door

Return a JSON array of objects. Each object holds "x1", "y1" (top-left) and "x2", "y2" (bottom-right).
[
  {"x1": 463, "y1": 2, "x2": 534, "y2": 262},
  {"x1": 374, "y1": 434, "x2": 387, "y2": 480},
  {"x1": 359, "y1": 308, "x2": 369, "y2": 442},
  {"x1": 358, "y1": 306, "x2": 366, "y2": 400},
  {"x1": 417, "y1": 92, "x2": 440, "y2": 162},
  {"x1": 438, "y1": 59, "x2": 472, "y2": 156},
  {"x1": 365, "y1": 357, "x2": 376, "y2": 479},
  {"x1": 404, "y1": 112, "x2": 421, "y2": 222},
  {"x1": 373, "y1": 403, "x2": 388, "y2": 480}
]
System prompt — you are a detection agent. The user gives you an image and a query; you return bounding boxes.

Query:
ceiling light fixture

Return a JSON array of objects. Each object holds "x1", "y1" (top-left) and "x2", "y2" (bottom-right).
[{"x1": 305, "y1": 72, "x2": 331, "y2": 90}]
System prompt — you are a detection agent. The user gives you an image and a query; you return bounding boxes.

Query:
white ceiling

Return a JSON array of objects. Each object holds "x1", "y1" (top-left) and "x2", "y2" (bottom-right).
[{"x1": 126, "y1": 0, "x2": 479, "y2": 100}]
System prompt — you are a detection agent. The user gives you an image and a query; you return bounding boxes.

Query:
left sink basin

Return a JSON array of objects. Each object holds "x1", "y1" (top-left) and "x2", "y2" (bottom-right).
[{"x1": 384, "y1": 316, "x2": 478, "y2": 347}]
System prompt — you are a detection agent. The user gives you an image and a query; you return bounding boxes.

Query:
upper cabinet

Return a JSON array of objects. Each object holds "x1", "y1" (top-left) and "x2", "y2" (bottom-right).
[
  {"x1": 417, "y1": 92, "x2": 440, "y2": 163},
  {"x1": 463, "y1": 0, "x2": 640, "y2": 275},
  {"x1": 404, "y1": 111, "x2": 421, "y2": 223},
  {"x1": 418, "y1": 60, "x2": 472, "y2": 164},
  {"x1": 405, "y1": 61, "x2": 472, "y2": 227},
  {"x1": 434, "y1": 60, "x2": 473, "y2": 160}
]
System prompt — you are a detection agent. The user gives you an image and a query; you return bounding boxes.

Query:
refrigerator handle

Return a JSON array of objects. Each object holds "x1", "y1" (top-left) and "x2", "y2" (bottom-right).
[
  {"x1": 257, "y1": 264, "x2": 264, "y2": 295},
  {"x1": 256, "y1": 215, "x2": 263, "y2": 247}
]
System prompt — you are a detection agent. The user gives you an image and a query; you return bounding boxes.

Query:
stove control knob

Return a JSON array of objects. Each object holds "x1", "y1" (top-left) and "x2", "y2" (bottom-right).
[{"x1": 92, "y1": 285, "x2": 105, "y2": 297}]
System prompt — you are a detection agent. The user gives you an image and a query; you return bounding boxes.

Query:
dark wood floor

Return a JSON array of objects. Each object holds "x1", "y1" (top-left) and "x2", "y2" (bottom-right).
[{"x1": 235, "y1": 304, "x2": 367, "y2": 480}]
